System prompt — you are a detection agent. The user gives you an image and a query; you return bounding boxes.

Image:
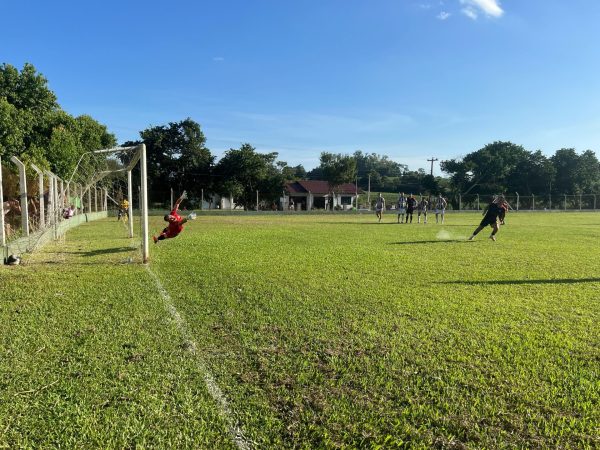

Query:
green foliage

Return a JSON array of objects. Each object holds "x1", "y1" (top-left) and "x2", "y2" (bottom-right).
[
  {"x1": 0, "y1": 63, "x2": 116, "y2": 180},
  {"x1": 353, "y1": 150, "x2": 406, "y2": 191},
  {"x1": 442, "y1": 142, "x2": 600, "y2": 195},
  {"x1": 136, "y1": 118, "x2": 213, "y2": 204},
  {"x1": 0, "y1": 97, "x2": 27, "y2": 156},
  {"x1": 319, "y1": 152, "x2": 357, "y2": 194},
  {"x1": 213, "y1": 143, "x2": 284, "y2": 209},
  {"x1": 0, "y1": 63, "x2": 57, "y2": 115}
]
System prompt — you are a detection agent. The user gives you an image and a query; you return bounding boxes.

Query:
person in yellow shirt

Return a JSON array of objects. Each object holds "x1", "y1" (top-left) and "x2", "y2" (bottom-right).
[{"x1": 118, "y1": 198, "x2": 129, "y2": 221}]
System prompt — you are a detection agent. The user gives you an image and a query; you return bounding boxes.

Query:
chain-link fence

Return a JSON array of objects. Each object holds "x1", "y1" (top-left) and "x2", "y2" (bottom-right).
[{"x1": 454, "y1": 194, "x2": 599, "y2": 211}]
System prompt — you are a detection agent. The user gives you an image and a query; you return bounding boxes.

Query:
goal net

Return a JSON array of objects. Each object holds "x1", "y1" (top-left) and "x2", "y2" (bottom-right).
[{"x1": 1, "y1": 144, "x2": 149, "y2": 264}]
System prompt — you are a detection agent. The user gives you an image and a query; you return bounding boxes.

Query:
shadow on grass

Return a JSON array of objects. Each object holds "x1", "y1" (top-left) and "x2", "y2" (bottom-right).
[
  {"x1": 317, "y1": 222, "x2": 467, "y2": 226},
  {"x1": 390, "y1": 240, "x2": 469, "y2": 245},
  {"x1": 439, "y1": 278, "x2": 600, "y2": 285},
  {"x1": 63, "y1": 247, "x2": 135, "y2": 257}
]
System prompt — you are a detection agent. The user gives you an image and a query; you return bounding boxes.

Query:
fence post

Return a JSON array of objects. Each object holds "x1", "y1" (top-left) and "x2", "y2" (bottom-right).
[
  {"x1": 10, "y1": 156, "x2": 29, "y2": 237},
  {"x1": 564, "y1": 194, "x2": 567, "y2": 211},
  {"x1": 30, "y1": 164, "x2": 45, "y2": 229},
  {"x1": 0, "y1": 156, "x2": 5, "y2": 247},
  {"x1": 532, "y1": 194, "x2": 535, "y2": 211},
  {"x1": 516, "y1": 193, "x2": 519, "y2": 211},
  {"x1": 549, "y1": 193, "x2": 552, "y2": 210},
  {"x1": 579, "y1": 194, "x2": 582, "y2": 211},
  {"x1": 594, "y1": 195, "x2": 597, "y2": 211},
  {"x1": 459, "y1": 194, "x2": 462, "y2": 211}
]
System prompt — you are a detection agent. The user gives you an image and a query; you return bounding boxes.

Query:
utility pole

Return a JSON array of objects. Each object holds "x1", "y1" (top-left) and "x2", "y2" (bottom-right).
[{"x1": 427, "y1": 157, "x2": 438, "y2": 176}]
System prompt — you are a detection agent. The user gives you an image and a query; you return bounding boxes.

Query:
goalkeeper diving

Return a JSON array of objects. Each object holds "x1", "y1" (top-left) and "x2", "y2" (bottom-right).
[{"x1": 153, "y1": 191, "x2": 196, "y2": 243}]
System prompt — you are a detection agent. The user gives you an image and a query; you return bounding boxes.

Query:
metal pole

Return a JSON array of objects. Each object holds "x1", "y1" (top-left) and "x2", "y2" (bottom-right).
[
  {"x1": 52, "y1": 175, "x2": 59, "y2": 239},
  {"x1": 459, "y1": 194, "x2": 462, "y2": 211},
  {"x1": 79, "y1": 184, "x2": 83, "y2": 215},
  {"x1": 516, "y1": 193, "x2": 519, "y2": 211},
  {"x1": 87, "y1": 188, "x2": 91, "y2": 217},
  {"x1": 367, "y1": 174, "x2": 371, "y2": 207},
  {"x1": 579, "y1": 194, "x2": 582, "y2": 211},
  {"x1": 594, "y1": 195, "x2": 596, "y2": 211},
  {"x1": 201, "y1": 188, "x2": 204, "y2": 210},
  {"x1": 564, "y1": 194, "x2": 567, "y2": 211},
  {"x1": 10, "y1": 156, "x2": 29, "y2": 236},
  {"x1": 170, "y1": 188, "x2": 173, "y2": 210},
  {"x1": 127, "y1": 169, "x2": 134, "y2": 238},
  {"x1": 31, "y1": 164, "x2": 45, "y2": 229},
  {"x1": 140, "y1": 144, "x2": 149, "y2": 263},
  {"x1": 94, "y1": 186, "x2": 98, "y2": 212},
  {"x1": 256, "y1": 190, "x2": 259, "y2": 211},
  {"x1": 532, "y1": 194, "x2": 535, "y2": 211},
  {"x1": 476, "y1": 194, "x2": 479, "y2": 211},
  {"x1": 0, "y1": 156, "x2": 5, "y2": 247}
]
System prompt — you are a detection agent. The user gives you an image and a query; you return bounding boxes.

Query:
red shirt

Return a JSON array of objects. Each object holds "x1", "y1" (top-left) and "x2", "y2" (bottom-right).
[{"x1": 165, "y1": 209, "x2": 184, "y2": 237}]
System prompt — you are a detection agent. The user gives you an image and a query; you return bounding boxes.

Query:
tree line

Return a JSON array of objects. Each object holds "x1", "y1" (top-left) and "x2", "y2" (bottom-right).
[{"x1": 2, "y1": 63, "x2": 598, "y2": 211}]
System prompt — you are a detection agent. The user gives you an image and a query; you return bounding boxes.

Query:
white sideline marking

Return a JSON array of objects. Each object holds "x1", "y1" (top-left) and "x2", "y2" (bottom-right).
[{"x1": 145, "y1": 265, "x2": 251, "y2": 450}]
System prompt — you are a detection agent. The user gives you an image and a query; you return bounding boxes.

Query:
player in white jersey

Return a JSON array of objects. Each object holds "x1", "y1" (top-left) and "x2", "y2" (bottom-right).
[
  {"x1": 417, "y1": 196, "x2": 429, "y2": 223},
  {"x1": 435, "y1": 194, "x2": 447, "y2": 224},
  {"x1": 375, "y1": 193, "x2": 385, "y2": 223},
  {"x1": 396, "y1": 192, "x2": 407, "y2": 223}
]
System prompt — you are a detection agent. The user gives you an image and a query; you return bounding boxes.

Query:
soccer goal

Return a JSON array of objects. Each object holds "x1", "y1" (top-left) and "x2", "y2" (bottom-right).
[
  {"x1": 1, "y1": 144, "x2": 149, "y2": 264},
  {"x1": 66, "y1": 144, "x2": 150, "y2": 263}
]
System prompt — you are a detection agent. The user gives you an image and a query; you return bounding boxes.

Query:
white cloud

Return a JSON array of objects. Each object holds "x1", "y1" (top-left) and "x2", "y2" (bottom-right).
[
  {"x1": 461, "y1": 7, "x2": 478, "y2": 20},
  {"x1": 460, "y1": 0, "x2": 504, "y2": 18},
  {"x1": 437, "y1": 11, "x2": 451, "y2": 20},
  {"x1": 212, "y1": 56, "x2": 225, "y2": 62}
]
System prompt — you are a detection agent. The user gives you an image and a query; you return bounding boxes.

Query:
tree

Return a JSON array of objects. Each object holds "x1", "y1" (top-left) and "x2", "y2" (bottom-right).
[
  {"x1": 0, "y1": 63, "x2": 57, "y2": 116},
  {"x1": 353, "y1": 150, "x2": 406, "y2": 191},
  {"x1": 551, "y1": 148, "x2": 600, "y2": 194},
  {"x1": 0, "y1": 63, "x2": 116, "y2": 181},
  {"x1": 507, "y1": 150, "x2": 555, "y2": 195},
  {"x1": 278, "y1": 162, "x2": 307, "y2": 181},
  {"x1": 213, "y1": 143, "x2": 284, "y2": 209},
  {"x1": 135, "y1": 118, "x2": 213, "y2": 204},
  {"x1": 441, "y1": 141, "x2": 530, "y2": 194},
  {"x1": 319, "y1": 152, "x2": 357, "y2": 208}
]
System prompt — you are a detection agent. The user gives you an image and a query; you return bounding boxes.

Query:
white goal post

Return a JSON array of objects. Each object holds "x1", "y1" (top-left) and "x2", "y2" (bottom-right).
[{"x1": 67, "y1": 144, "x2": 150, "y2": 263}]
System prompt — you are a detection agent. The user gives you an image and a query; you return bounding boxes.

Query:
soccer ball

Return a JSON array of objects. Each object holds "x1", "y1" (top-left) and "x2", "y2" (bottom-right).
[
  {"x1": 5, "y1": 254, "x2": 21, "y2": 265},
  {"x1": 187, "y1": 212, "x2": 197, "y2": 220}
]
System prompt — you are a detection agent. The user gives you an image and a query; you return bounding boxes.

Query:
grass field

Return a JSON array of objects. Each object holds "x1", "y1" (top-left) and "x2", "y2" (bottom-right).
[{"x1": 1, "y1": 212, "x2": 599, "y2": 449}]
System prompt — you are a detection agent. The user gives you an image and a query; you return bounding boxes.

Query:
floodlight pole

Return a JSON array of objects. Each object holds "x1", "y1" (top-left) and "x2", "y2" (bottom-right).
[
  {"x1": 10, "y1": 156, "x2": 29, "y2": 237},
  {"x1": 31, "y1": 164, "x2": 45, "y2": 229},
  {"x1": 0, "y1": 156, "x2": 5, "y2": 247}
]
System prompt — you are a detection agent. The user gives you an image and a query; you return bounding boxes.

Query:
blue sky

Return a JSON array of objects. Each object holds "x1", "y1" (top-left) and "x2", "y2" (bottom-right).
[{"x1": 2, "y1": 0, "x2": 600, "y2": 173}]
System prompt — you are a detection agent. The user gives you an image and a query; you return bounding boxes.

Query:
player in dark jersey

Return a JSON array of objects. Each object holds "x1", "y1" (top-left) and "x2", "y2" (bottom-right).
[
  {"x1": 468, "y1": 197, "x2": 502, "y2": 241},
  {"x1": 153, "y1": 192, "x2": 193, "y2": 243},
  {"x1": 405, "y1": 194, "x2": 417, "y2": 223},
  {"x1": 417, "y1": 195, "x2": 429, "y2": 224}
]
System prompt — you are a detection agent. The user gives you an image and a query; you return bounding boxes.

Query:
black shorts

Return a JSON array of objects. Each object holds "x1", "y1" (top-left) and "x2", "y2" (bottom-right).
[
  {"x1": 480, "y1": 213, "x2": 499, "y2": 227},
  {"x1": 406, "y1": 207, "x2": 415, "y2": 214}
]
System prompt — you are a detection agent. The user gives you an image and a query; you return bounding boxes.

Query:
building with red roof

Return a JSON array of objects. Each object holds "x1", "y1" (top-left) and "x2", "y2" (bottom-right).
[{"x1": 284, "y1": 180, "x2": 361, "y2": 211}]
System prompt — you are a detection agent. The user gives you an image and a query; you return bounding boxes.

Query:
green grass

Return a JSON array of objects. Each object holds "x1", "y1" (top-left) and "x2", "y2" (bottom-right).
[{"x1": 1, "y1": 212, "x2": 599, "y2": 448}]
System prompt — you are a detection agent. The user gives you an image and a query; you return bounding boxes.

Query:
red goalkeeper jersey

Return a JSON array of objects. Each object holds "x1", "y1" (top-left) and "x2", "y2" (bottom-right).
[{"x1": 166, "y1": 209, "x2": 184, "y2": 237}]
